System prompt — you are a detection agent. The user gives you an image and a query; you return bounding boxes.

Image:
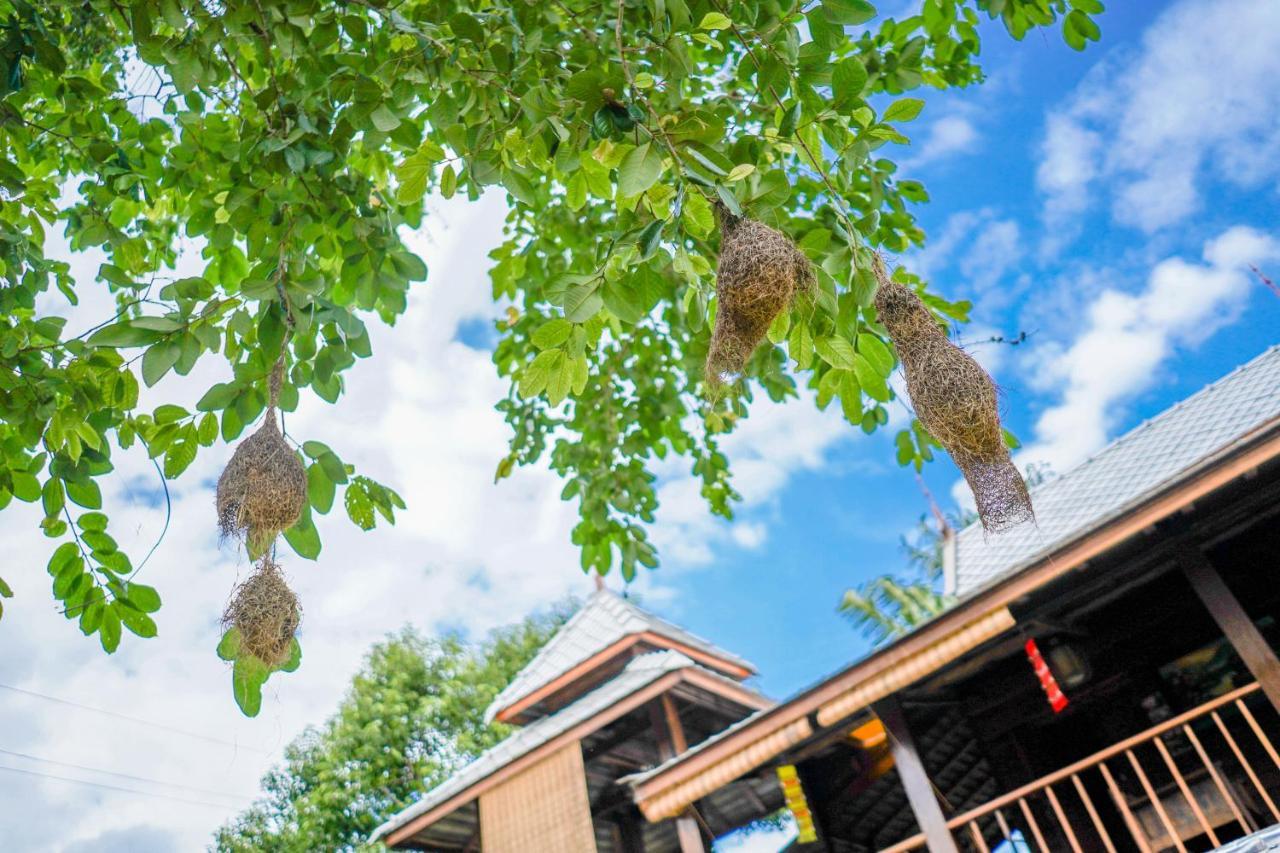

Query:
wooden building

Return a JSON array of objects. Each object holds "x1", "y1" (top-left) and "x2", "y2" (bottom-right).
[{"x1": 375, "y1": 344, "x2": 1280, "y2": 851}]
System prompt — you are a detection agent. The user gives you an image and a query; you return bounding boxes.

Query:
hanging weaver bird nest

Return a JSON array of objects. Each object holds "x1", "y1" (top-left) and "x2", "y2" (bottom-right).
[
  {"x1": 872, "y1": 258, "x2": 1033, "y2": 532},
  {"x1": 705, "y1": 204, "x2": 814, "y2": 387},
  {"x1": 221, "y1": 557, "x2": 300, "y2": 666},
  {"x1": 215, "y1": 360, "x2": 306, "y2": 553}
]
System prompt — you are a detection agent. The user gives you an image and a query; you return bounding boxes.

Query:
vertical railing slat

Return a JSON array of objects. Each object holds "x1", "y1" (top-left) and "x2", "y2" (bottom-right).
[
  {"x1": 1044, "y1": 785, "x2": 1084, "y2": 853},
  {"x1": 1182, "y1": 723, "x2": 1254, "y2": 834},
  {"x1": 1070, "y1": 772, "x2": 1117, "y2": 853},
  {"x1": 1152, "y1": 735, "x2": 1220, "y2": 846},
  {"x1": 1125, "y1": 748, "x2": 1187, "y2": 853},
  {"x1": 1213, "y1": 709, "x2": 1280, "y2": 821},
  {"x1": 968, "y1": 821, "x2": 990, "y2": 853},
  {"x1": 1099, "y1": 760, "x2": 1154, "y2": 853},
  {"x1": 1237, "y1": 699, "x2": 1280, "y2": 770},
  {"x1": 1018, "y1": 796, "x2": 1050, "y2": 853}
]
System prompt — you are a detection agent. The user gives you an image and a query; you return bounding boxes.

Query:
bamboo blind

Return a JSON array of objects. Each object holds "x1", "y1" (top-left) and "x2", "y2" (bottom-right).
[
  {"x1": 815, "y1": 606, "x2": 1015, "y2": 726},
  {"x1": 479, "y1": 741, "x2": 597, "y2": 853},
  {"x1": 639, "y1": 717, "x2": 814, "y2": 821}
]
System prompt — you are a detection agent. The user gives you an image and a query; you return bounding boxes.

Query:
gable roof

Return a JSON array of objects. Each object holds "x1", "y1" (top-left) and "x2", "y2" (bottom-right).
[
  {"x1": 484, "y1": 588, "x2": 755, "y2": 723},
  {"x1": 372, "y1": 650, "x2": 768, "y2": 846},
  {"x1": 952, "y1": 345, "x2": 1280, "y2": 597}
]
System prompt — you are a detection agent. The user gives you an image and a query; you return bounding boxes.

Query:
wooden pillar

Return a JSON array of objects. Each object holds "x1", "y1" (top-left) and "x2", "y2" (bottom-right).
[
  {"x1": 1180, "y1": 544, "x2": 1280, "y2": 713},
  {"x1": 873, "y1": 696, "x2": 959, "y2": 853},
  {"x1": 648, "y1": 695, "x2": 705, "y2": 853}
]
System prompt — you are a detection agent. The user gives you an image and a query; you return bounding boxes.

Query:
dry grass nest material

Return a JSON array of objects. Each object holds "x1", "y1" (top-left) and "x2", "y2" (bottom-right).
[
  {"x1": 706, "y1": 205, "x2": 814, "y2": 386},
  {"x1": 873, "y1": 259, "x2": 1033, "y2": 532},
  {"x1": 222, "y1": 558, "x2": 300, "y2": 666},
  {"x1": 216, "y1": 408, "x2": 307, "y2": 553}
]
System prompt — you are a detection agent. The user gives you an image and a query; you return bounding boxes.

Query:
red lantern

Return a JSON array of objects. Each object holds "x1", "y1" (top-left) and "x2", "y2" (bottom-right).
[{"x1": 1025, "y1": 638, "x2": 1069, "y2": 713}]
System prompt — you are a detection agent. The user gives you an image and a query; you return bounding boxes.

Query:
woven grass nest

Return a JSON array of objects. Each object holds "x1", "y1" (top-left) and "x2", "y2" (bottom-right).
[
  {"x1": 873, "y1": 259, "x2": 1033, "y2": 533},
  {"x1": 705, "y1": 204, "x2": 814, "y2": 387},
  {"x1": 222, "y1": 557, "x2": 300, "y2": 666},
  {"x1": 215, "y1": 362, "x2": 306, "y2": 553}
]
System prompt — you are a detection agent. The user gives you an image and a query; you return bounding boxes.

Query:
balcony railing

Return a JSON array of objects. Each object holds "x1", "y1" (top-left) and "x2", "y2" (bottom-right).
[{"x1": 882, "y1": 681, "x2": 1280, "y2": 852}]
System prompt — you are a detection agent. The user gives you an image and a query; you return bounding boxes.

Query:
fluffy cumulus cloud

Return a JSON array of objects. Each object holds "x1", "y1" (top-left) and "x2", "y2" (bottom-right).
[
  {"x1": 1017, "y1": 226, "x2": 1280, "y2": 471},
  {"x1": 0, "y1": 187, "x2": 856, "y2": 848},
  {"x1": 1037, "y1": 0, "x2": 1280, "y2": 240},
  {"x1": 912, "y1": 207, "x2": 1028, "y2": 311}
]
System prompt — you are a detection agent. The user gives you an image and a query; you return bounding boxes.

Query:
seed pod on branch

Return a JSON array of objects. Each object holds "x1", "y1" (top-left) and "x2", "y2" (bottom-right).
[
  {"x1": 872, "y1": 258, "x2": 1033, "y2": 532},
  {"x1": 215, "y1": 359, "x2": 306, "y2": 553},
  {"x1": 221, "y1": 557, "x2": 300, "y2": 667},
  {"x1": 705, "y1": 204, "x2": 814, "y2": 387}
]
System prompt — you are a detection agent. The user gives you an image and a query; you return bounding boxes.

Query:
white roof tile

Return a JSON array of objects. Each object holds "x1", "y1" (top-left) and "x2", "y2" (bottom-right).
[
  {"x1": 371, "y1": 651, "x2": 713, "y2": 843},
  {"x1": 484, "y1": 588, "x2": 753, "y2": 723},
  {"x1": 953, "y1": 345, "x2": 1280, "y2": 597}
]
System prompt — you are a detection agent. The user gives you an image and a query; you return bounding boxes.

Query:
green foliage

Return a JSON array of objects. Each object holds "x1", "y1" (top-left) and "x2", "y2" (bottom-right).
[
  {"x1": 1, "y1": 0, "x2": 1100, "y2": 674},
  {"x1": 212, "y1": 607, "x2": 568, "y2": 852}
]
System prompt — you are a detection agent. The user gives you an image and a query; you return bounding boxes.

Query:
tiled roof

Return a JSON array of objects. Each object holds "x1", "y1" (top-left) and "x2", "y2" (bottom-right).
[
  {"x1": 952, "y1": 345, "x2": 1280, "y2": 597},
  {"x1": 484, "y1": 588, "x2": 754, "y2": 723},
  {"x1": 371, "y1": 651, "x2": 722, "y2": 844}
]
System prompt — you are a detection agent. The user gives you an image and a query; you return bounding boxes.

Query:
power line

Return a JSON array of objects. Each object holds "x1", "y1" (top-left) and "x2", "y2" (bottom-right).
[
  {"x1": 0, "y1": 763, "x2": 239, "y2": 812},
  {"x1": 0, "y1": 683, "x2": 270, "y2": 755},
  {"x1": 0, "y1": 747, "x2": 251, "y2": 802}
]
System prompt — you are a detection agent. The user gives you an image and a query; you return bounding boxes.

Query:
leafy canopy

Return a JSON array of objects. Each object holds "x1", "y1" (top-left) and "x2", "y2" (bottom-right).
[
  {"x1": 213, "y1": 608, "x2": 567, "y2": 852},
  {"x1": 0, "y1": 0, "x2": 1101, "y2": 694}
]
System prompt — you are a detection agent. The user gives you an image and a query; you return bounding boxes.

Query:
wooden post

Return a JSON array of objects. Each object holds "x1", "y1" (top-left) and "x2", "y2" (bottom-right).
[
  {"x1": 1180, "y1": 544, "x2": 1280, "y2": 713},
  {"x1": 873, "y1": 696, "x2": 960, "y2": 853},
  {"x1": 648, "y1": 696, "x2": 705, "y2": 853}
]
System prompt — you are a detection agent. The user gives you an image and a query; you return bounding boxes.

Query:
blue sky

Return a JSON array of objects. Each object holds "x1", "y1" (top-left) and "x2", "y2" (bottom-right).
[{"x1": 1, "y1": 1, "x2": 1278, "y2": 850}]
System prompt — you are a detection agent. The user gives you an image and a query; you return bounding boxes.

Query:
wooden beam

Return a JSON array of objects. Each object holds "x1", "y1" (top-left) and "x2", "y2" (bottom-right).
[
  {"x1": 873, "y1": 696, "x2": 959, "y2": 853},
  {"x1": 1179, "y1": 544, "x2": 1280, "y2": 713},
  {"x1": 649, "y1": 697, "x2": 706, "y2": 853}
]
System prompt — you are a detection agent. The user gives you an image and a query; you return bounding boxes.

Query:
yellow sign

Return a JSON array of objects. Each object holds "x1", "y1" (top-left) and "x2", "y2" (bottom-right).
[{"x1": 776, "y1": 764, "x2": 818, "y2": 843}]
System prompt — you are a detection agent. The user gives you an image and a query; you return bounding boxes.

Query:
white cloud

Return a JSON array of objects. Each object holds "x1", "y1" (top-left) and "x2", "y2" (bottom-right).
[
  {"x1": 1037, "y1": 0, "x2": 1280, "y2": 240},
  {"x1": 904, "y1": 113, "x2": 979, "y2": 171},
  {"x1": 651, "y1": 390, "x2": 851, "y2": 567},
  {"x1": 1017, "y1": 226, "x2": 1280, "y2": 471},
  {"x1": 913, "y1": 208, "x2": 1027, "y2": 311}
]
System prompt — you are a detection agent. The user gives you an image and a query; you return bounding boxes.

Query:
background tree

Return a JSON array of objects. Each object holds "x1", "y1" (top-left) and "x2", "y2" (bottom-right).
[
  {"x1": 212, "y1": 605, "x2": 569, "y2": 852},
  {"x1": 0, "y1": 0, "x2": 1103, "y2": 705}
]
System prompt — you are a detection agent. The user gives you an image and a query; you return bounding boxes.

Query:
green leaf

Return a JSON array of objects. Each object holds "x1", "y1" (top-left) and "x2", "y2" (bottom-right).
[
  {"x1": 816, "y1": 336, "x2": 857, "y2": 369},
  {"x1": 118, "y1": 605, "x2": 157, "y2": 638},
  {"x1": 77, "y1": 512, "x2": 108, "y2": 532},
  {"x1": 66, "y1": 479, "x2": 103, "y2": 509},
  {"x1": 86, "y1": 323, "x2": 163, "y2": 348},
  {"x1": 369, "y1": 104, "x2": 401, "y2": 132},
  {"x1": 196, "y1": 382, "x2": 239, "y2": 412},
  {"x1": 883, "y1": 98, "x2": 925, "y2": 123},
  {"x1": 854, "y1": 352, "x2": 891, "y2": 401},
  {"x1": 217, "y1": 627, "x2": 242, "y2": 661},
  {"x1": 832, "y1": 59, "x2": 868, "y2": 105},
  {"x1": 856, "y1": 332, "x2": 895, "y2": 376},
  {"x1": 284, "y1": 508, "x2": 322, "y2": 560},
  {"x1": 232, "y1": 656, "x2": 268, "y2": 717},
  {"x1": 122, "y1": 583, "x2": 161, "y2": 613},
  {"x1": 698, "y1": 12, "x2": 732, "y2": 29},
  {"x1": 532, "y1": 319, "x2": 573, "y2": 350},
  {"x1": 726, "y1": 163, "x2": 755, "y2": 182},
  {"x1": 277, "y1": 638, "x2": 302, "y2": 673},
  {"x1": 617, "y1": 143, "x2": 664, "y2": 197},
  {"x1": 99, "y1": 604, "x2": 121, "y2": 653},
  {"x1": 823, "y1": 0, "x2": 876, "y2": 25},
  {"x1": 789, "y1": 323, "x2": 814, "y2": 370},
  {"x1": 307, "y1": 463, "x2": 336, "y2": 514},
  {"x1": 41, "y1": 478, "x2": 65, "y2": 518},
  {"x1": 564, "y1": 280, "x2": 604, "y2": 323}
]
